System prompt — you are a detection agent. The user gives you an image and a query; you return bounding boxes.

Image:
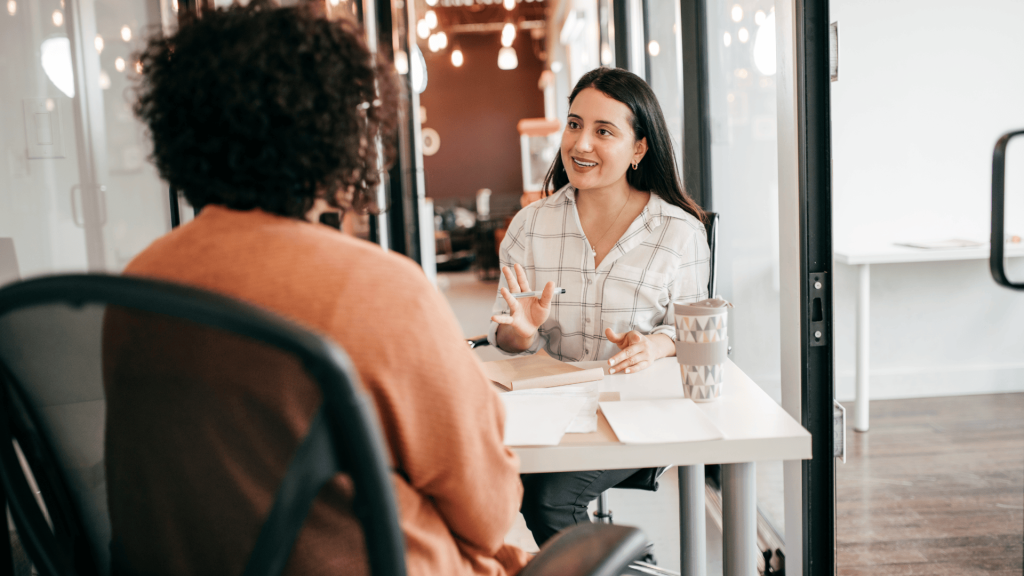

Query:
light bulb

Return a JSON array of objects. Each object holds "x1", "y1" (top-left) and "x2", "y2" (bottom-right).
[
  {"x1": 115, "y1": 57, "x2": 125, "y2": 72},
  {"x1": 723, "y1": 31, "x2": 732, "y2": 47},
  {"x1": 135, "y1": 60, "x2": 143, "y2": 74},
  {"x1": 755, "y1": 10, "x2": 766, "y2": 25},
  {"x1": 451, "y1": 48, "x2": 463, "y2": 67},
  {"x1": 329, "y1": 0, "x2": 340, "y2": 5},
  {"x1": 394, "y1": 50, "x2": 409, "y2": 75},
  {"x1": 497, "y1": 46, "x2": 517, "y2": 70},
  {"x1": 98, "y1": 70, "x2": 111, "y2": 89},
  {"x1": 731, "y1": 5, "x2": 742, "y2": 22},
  {"x1": 425, "y1": 0, "x2": 437, "y2": 6},
  {"x1": 6, "y1": 0, "x2": 15, "y2": 16},
  {"x1": 52, "y1": 9, "x2": 62, "y2": 26},
  {"x1": 647, "y1": 40, "x2": 660, "y2": 57},
  {"x1": 121, "y1": 25, "x2": 132, "y2": 42},
  {"x1": 437, "y1": 31, "x2": 448, "y2": 49},
  {"x1": 95, "y1": 35, "x2": 104, "y2": 53},
  {"x1": 424, "y1": 10, "x2": 437, "y2": 29},
  {"x1": 428, "y1": 34, "x2": 440, "y2": 53},
  {"x1": 501, "y1": 22, "x2": 516, "y2": 46},
  {"x1": 503, "y1": 0, "x2": 515, "y2": 10},
  {"x1": 738, "y1": 27, "x2": 749, "y2": 43},
  {"x1": 416, "y1": 19, "x2": 430, "y2": 39}
]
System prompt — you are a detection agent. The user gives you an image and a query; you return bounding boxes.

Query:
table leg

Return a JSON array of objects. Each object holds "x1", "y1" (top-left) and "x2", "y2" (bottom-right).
[
  {"x1": 721, "y1": 462, "x2": 756, "y2": 576},
  {"x1": 678, "y1": 465, "x2": 706, "y2": 576},
  {"x1": 855, "y1": 263, "x2": 870, "y2": 432}
]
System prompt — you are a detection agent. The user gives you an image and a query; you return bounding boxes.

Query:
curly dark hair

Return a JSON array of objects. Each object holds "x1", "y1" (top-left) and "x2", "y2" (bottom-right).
[{"x1": 134, "y1": 1, "x2": 398, "y2": 218}]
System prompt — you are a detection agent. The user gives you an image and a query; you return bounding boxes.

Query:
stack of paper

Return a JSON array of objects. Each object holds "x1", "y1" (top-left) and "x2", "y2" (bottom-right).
[
  {"x1": 503, "y1": 381, "x2": 600, "y2": 433},
  {"x1": 500, "y1": 394, "x2": 587, "y2": 446},
  {"x1": 598, "y1": 399, "x2": 724, "y2": 444}
]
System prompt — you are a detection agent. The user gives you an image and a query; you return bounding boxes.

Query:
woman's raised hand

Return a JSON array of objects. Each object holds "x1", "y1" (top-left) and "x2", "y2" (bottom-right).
[{"x1": 491, "y1": 264, "x2": 557, "y2": 340}]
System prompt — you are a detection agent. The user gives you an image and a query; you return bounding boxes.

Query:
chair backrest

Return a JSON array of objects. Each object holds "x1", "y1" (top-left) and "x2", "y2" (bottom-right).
[
  {"x1": 0, "y1": 274, "x2": 406, "y2": 576},
  {"x1": 704, "y1": 212, "x2": 719, "y2": 298}
]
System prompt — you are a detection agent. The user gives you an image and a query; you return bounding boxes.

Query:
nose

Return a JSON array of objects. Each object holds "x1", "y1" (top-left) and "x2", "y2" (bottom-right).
[{"x1": 574, "y1": 130, "x2": 594, "y2": 153}]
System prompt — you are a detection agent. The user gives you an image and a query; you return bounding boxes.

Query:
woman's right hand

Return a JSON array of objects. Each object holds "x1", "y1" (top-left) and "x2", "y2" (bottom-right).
[{"x1": 491, "y1": 264, "x2": 556, "y2": 342}]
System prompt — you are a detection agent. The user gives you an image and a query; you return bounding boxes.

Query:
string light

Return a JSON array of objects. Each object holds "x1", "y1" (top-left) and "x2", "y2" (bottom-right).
[
  {"x1": 755, "y1": 10, "x2": 766, "y2": 25},
  {"x1": 723, "y1": 31, "x2": 732, "y2": 47},
  {"x1": 647, "y1": 41, "x2": 660, "y2": 56},
  {"x1": 501, "y1": 22, "x2": 516, "y2": 47},
  {"x1": 731, "y1": 5, "x2": 742, "y2": 22},
  {"x1": 437, "y1": 31, "x2": 448, "y2": 49},
  {"x1": 95, "y1": 35, "x2": 104, "y2": 53},
  {"x1": 52, "y1": 9, "x2": 62, "y2": 26},
  {"x1": 121, "y1": 25, "x2": 132, "y2": 42},
  {"x1": 503, "y1": 0, "x2": 515, "y2": 10},
  {"x1": 416, "y1": 19, "x2": 430, "y2": 39},
  {"x1": 424, "y1": 10, "x2": 437, "y2": 29},
  {"x1": 6, "y1": 0, "x2": 16, "y2": 16},
  {"x1": 451, "y1": 48, "x2": 463, "y2": 67},
  {"x1": 738, "y1": 27, "x2": 749, "y2": 43},
  {"x1": 115, "y1": 57, "x2": 125, "y2": 72}
]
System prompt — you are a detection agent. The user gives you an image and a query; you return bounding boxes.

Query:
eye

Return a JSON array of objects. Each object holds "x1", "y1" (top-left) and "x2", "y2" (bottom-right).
[
  {"x1": 598, "y1": 128, "x2": 612, "y2": 136},
  {"x1": 567, "y1": 120, "x2": 581, "y2": 129}
]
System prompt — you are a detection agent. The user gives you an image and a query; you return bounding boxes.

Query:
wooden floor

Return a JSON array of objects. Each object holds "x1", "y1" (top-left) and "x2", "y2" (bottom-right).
[{"x1": 837, "y1": 394, "x2": 1024, "y2": 575}]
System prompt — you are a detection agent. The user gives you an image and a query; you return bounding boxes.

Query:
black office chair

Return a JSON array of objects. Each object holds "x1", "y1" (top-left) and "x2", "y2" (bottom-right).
[{"x1": 0, "y1": 274, "x2": 647, "y2": 576}]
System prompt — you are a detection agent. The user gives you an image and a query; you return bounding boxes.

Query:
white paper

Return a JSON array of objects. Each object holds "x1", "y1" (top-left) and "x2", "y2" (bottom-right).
[
  {"x1": 599, "y1": 399, "x2": 724, "y2": 444},
  {"x1": 501, "y1": 395, "x2": 588, "y2": 446},
  {"x1": 504, "y1": 381, "x2": 599, "y2": 433}
]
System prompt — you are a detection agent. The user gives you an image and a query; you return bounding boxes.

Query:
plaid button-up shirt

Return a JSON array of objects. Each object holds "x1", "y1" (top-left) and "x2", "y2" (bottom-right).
[{"x1": 488, "y1": 186, "x2": 710, "y2": 362}]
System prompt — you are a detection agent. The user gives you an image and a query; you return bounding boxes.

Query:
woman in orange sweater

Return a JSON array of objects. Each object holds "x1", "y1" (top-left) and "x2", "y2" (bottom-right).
[{"x1": 109, "y1": 4, "x2": 529, "y2": 575}]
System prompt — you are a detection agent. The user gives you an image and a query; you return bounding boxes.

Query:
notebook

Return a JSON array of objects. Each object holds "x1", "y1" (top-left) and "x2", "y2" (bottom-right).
[{"x1": 481, "y1": 352, "x2": 605, "y2": 392}]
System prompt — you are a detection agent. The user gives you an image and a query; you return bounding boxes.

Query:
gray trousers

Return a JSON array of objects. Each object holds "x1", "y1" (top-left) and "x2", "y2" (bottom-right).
[{"x1": 520, "y1": 468, "x2": 640, "y2": 546}]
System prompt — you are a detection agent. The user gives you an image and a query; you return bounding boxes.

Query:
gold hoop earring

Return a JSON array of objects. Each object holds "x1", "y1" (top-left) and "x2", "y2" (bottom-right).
[{"x1": 631, "y1": 161, "x2": 638, "y2": 170}]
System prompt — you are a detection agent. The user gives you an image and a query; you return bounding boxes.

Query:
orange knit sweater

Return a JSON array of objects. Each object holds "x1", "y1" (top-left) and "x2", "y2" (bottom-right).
[{"x1": 108, "y1": 205, "x2": 529, "y2": 576}]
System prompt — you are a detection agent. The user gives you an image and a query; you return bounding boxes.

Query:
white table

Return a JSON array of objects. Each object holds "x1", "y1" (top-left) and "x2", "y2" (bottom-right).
[
  {"x1": 511, "y1": 358, "x2": 811, "y2": 576},
  {"x1": 834, "y1": 243, "x2": 1024, "y2": 432}
]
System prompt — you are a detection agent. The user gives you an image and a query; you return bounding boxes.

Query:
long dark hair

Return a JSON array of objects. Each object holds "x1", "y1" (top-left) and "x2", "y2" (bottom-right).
[{"x1": 542, "y1": 67, "x2": 705, "y2": 224}]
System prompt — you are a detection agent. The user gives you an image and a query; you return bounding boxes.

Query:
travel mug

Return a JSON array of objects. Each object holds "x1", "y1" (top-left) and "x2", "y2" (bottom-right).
[{"x1": 674, "y1": 298, "x2": 732, "y2": 402}]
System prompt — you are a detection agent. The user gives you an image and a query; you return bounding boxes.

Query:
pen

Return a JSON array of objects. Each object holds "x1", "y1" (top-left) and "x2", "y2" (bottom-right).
[{"x1": 511, "y1": 288, "x2": 566, "y2": 299}]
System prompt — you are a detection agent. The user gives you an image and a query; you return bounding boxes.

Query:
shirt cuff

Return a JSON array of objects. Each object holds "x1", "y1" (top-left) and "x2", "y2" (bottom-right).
[
  {"x1": 650, "y1": 323, "x2": 676, "y2": 341},
  {"x1": 487, "y1": 317, "x2": 543, "y2": 356}
]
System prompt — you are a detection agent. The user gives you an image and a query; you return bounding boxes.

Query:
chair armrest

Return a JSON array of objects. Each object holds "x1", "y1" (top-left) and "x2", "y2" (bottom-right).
[
  {"x1": 467, "y1": 335, "x2": 490, "y2": 349},
  {"x1": 518, "y1": 523, "x2": 647, "y2": 576}
]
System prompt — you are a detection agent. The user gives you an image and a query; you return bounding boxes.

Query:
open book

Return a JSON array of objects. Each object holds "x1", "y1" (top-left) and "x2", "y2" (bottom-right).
[{"x1": 481, "y1": 352, "x2": 605, "y2": 391}]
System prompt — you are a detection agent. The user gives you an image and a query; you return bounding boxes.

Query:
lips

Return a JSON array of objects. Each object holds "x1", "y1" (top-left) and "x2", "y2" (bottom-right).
[{"x1": 572, "y1": 157, "x2": 597, "y2": 168}]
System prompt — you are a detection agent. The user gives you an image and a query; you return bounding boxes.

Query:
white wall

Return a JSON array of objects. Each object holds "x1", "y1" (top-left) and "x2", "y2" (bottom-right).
[{"x1": 829, "y1": 0, "x2": 1024, "y2": 400}]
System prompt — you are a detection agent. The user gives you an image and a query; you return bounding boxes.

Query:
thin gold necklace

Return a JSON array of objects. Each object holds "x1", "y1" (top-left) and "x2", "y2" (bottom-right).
[{"x1": 588, "y1": 188, "x2": 632, "y2": 256}]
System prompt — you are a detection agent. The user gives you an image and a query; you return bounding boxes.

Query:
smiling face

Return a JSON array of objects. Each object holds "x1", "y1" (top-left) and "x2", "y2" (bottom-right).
[{"x1": 561, "y1": 87, "x2": 647, "y2": 194}]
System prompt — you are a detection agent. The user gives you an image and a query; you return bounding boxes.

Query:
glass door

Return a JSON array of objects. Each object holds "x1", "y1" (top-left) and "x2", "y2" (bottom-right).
[{"x1": 0, "y1": 0, "x2": 171, "y2": 280}]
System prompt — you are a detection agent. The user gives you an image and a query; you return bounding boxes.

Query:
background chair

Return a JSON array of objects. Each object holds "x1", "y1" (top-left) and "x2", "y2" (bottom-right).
[{"x1": 0, "y1": 274, "x2": 646, "y2": 576}]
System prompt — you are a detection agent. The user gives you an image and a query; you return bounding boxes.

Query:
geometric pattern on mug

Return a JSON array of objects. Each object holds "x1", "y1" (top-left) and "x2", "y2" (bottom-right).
[
  {"x1": 674, "y1": 313, "x2": 728, "y2": 343},
  {"x1": 683, "y1": 362, "x2": 723, "y2": 386},
  {"x1": 688, "y1": 382, "x2": 720, "y2": 401}
]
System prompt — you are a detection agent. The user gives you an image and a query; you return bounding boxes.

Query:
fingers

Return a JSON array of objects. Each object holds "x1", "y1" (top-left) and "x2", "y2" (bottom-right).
[
  {"x1": 499, "y1": 287, "x2": 521, "y2": 314},
  {"x1": 537, "y1": 281, "x2": 556, "y2": 309},
  {"x1": 608, "y1": 331, "x2": 649, "y2": 374},
  {"x1": 605, "y1": 328, "x2": 624, "y2": 344},
  {"x1": 501, "y1": 266, "x2": 521, "y2": 293},
  {"x1": 514, "y1": 263, "x2": 532, "y2": 293},
  {"x1": 491, "y1": 314, "x2": 514, "y2": 325}
]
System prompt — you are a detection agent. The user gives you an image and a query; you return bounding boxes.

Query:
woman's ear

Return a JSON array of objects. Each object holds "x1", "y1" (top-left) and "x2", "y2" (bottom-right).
[{"x1": 633, "y1": 136, "x2": 648, "y2": 164}]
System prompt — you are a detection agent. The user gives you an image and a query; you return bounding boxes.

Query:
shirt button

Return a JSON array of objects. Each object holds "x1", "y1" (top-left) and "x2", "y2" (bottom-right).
[
  {"x1": 588, "y1": 279, "x2": 593, "y2": 285},
  {"x1": 585, "y1": 318, "x2": 590, "y2": 323},
  {"x1": 585, "y1": 349, "x2": 590, "y2": 355}
]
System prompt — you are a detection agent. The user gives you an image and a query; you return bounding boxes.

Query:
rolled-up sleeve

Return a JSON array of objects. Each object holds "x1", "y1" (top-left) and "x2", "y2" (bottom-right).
[
  {"x1": 486, "y1": 211, "x2": 542, "y2": 356},
  {"x1": 649, "y1": 223, "x2": 711, "y2": 340}
]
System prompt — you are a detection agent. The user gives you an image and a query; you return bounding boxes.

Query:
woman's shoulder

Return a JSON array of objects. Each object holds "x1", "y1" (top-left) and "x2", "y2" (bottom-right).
[
  {"x1": 647, "y1": 194, "x2": 706, "y2": 240},
  {"x1": 508, "y1": 185, "x2": 575, "y2": 231}
]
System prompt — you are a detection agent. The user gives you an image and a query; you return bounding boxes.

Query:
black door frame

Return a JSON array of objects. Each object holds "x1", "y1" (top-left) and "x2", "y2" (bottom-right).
[{"x1": 794, "y1": 0, "x2": 836, "y2": 573}]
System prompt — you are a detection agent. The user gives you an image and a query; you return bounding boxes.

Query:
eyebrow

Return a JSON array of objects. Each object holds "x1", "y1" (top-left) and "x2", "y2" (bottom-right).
[{"x1": 567, "y1": 113, "x2": 620, "y2": 130}]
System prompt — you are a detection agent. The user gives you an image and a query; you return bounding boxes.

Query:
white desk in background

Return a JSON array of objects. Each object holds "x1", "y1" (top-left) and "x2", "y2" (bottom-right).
[
  {"x1": 834, "y1": 243, "x2": 1024, "y2": 432},
  {"x1": 509, "y1": 358, "x2": 811, "y2": 576}
]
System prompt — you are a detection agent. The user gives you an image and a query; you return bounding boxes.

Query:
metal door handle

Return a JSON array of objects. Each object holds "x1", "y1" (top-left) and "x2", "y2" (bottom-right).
[
  {"x1": 69, "y1": 185, "x2": 84, "y2": 227},
  {"x1": 990, "y1": 129, "x2": 1024, "y2": 290}
]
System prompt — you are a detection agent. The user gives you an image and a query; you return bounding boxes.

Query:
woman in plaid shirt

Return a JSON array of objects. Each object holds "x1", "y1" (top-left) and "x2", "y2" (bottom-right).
[{"x1": 488, "y1": 68, "x2": 711, "y2": 551}]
